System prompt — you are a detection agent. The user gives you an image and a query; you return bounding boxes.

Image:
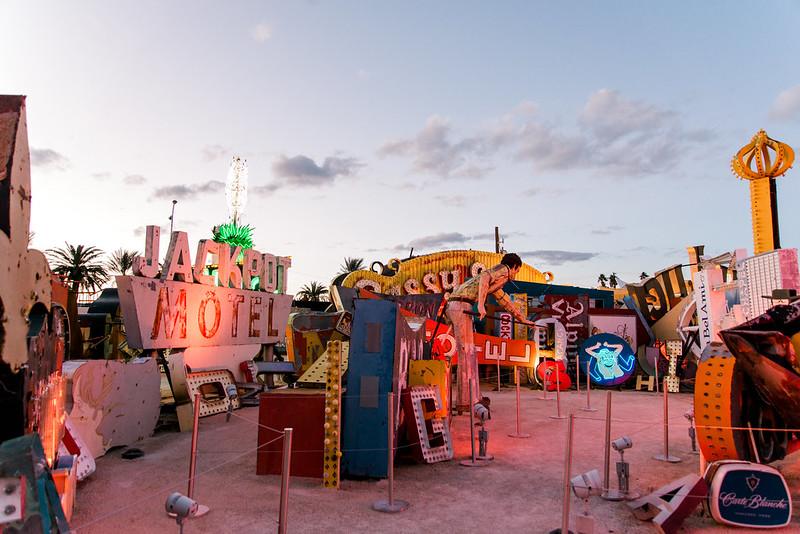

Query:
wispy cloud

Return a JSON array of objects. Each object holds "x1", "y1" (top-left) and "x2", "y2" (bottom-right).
[
  {"x1": 30, "y1": 148, "x2": 69, "y2": 170},
  {"x1": 202, "y1": 144, "x2": 230, "y2": 162},
  {"x1": 769, "y1": 85, "x2": 800, "y2": 120},
  {"x1": 590, "y1": 225, "x2": 624, "y2": 235},
  {"x1": 433, "y1": 194, "x2": 468, "y2": 207},
  {"x1": 151, "y1": 180, "x2": 224, "y2": 200},
  {"x1": 124, "y1": 174, "x2": 147, "y2": 185},
  {"x1": 92, "y1": 171, "x2": 111, "y2": 180},
  {"x1": 519, "y1": 249, "x2": 599, "y2": 265},
  {"x1": 379, "y1": 90, "x2": 714, "y2": 179},
  {"x1": 378, "y1": 115, "x2": 495, "y2": 178},
  {"x1": 521, "y1": 186, "x2": 567, "y2": 197},
  {"x1": 254, "y1": 153, "x2": 363, "y2": 194},
  {"x1": 252, "y1": 22, "x2": 272, "y2": 43},
  {"x1": 386, "y1": 230, "x2": 523, "y2": 252}
]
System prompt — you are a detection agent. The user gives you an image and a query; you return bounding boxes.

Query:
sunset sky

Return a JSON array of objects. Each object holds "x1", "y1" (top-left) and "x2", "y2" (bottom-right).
[{"x1": 4, "y1": 1, "x2": 800, "y2": 293}]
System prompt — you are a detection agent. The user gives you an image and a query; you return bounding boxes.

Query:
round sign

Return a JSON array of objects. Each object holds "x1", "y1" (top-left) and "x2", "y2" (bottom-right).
[{"x1": 579, "y1": 333, "x2": 636, "y2": 387}]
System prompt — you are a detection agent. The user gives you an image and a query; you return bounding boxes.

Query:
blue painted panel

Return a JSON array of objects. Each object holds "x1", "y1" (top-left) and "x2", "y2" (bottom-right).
[{"x1": 341, "y1": 299, "x2": 398, "y2": 478}]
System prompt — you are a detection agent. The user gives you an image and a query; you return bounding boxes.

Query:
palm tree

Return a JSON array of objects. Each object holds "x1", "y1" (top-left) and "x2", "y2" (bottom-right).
[
  {"x1": 597, "y1": 273, "x2": 608, "y2": 287},
  {"x1": 297, "y1": 281, "x2": 329, "y2": 302},
  {"x1": 338, "y1": 257, "x2": 365, "y2": 276},
  {"x1": 107, "y1": 248, "x2": 140, "y2": 276},
  {"x1": 47, "y1": 243, "x2": 109, "y2": 357},
  {"x1": 48, "y1": 243, "x2": 109, "y2": 292},
  {"x1": 640, "y1": 271, "x2": 650, "y2": 281},
  {"x1": 608, "y1": 272, "x2": 619, "y2": 288}
]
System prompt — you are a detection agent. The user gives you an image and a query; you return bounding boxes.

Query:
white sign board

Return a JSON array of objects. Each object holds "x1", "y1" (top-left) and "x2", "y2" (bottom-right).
[{"x1": 118, "y1": 276, "x2": 293, "y2": 350}]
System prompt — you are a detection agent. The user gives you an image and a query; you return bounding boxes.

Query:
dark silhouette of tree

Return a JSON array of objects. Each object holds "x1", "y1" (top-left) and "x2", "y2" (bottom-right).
[
  {"x1": 107, "y1": 248, "x2": 140, "y2": 276},
  {"x1": 47, "y1": 243, "x2": 109, "y2": 358},
  {"x1": 338, "y1": 257, "x2": 365, "y2": 275},
  {"x1": 640, "y1": 271, "x2": 650, "y2": 281},
  {"x1": 297, "y1": 281, "x2": 329, "y2": 302},
  {"x1": 597, "y1": 273, "x2": 608, "y2": 287},
  {"x1": 609, "y1": 272, "x2": 619, "y2": 288},
  {"x1": 47, "y1": 243, "x2": 109, "y2": 292}
]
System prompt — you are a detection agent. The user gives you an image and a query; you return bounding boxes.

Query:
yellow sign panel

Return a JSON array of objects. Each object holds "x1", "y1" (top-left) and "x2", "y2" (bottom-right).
[{"x1": 341, "y1": 250, "x2": 552, "y2": 296}]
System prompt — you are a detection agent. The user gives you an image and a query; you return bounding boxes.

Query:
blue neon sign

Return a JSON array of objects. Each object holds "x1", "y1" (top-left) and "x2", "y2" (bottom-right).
[{"x1": 579, "y1": 333, "x2": 635, "y2": 386}]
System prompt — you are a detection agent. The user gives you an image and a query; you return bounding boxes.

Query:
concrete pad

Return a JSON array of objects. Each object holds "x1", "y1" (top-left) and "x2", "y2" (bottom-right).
[{"x1": 69, "y1": 386, "x2": 799, "y2": 533}]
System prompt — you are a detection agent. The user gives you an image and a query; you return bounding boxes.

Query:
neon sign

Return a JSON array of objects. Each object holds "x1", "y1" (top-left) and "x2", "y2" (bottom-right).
[{"x1": 579, "y1": 333, "x2": 635, "y2": 386}]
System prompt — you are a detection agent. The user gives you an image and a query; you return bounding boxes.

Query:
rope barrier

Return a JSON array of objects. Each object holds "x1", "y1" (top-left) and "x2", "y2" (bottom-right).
[
  {"x1": 70, "y1": 380, "x2": 800, "y2": 530},
  {"x1": 72, "y1": 433, "x2": 285, "y2": 531}
]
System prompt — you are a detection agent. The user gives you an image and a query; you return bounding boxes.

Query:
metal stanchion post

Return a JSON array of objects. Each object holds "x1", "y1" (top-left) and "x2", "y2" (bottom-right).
[
  {"x1": 278, "y1": 428, "x2": 293, "y2": 532},
  {"x1": 654, "y1": 378, "x2": 681, "y2": 463},
  {"x1": 495, "y1": 355, "x2": 501, "y2": 392},
  {"x1": 172, "y1": 393, "x2": 209, "y2": 519},
  {"x1": 654, "y1": 358, "x2": 659, "y2": 393},
  {"x1": 548, "y1": 414, "x2": 575, "y2": 534},
  {"x1": 574, "y1": 354, "x2": 580, "y2": 393},
  {"x1": 601, "y1": 391, "x2": 614, "y2": 500},
  {"x1": 550, "y1": 364, "x2": 566, "y2": 420},
  {"x1": 539, "y1": 368, "x2": 552, "y2": 400},
  {"x1": 373, "y1": 392, "x2": 409, "y2": 512},
  {"x1": 581, "y1": 361, "x2": 597, "y2": 412},
  {"x1": 460, "y1": 379, "x2": 489, "y2": 467},
  {"x1": 508, "y1": 367, "x2": 530, "y2": 439},
  {"x1": 187, "y1": 393, "x2": 200, "y2": 499}
]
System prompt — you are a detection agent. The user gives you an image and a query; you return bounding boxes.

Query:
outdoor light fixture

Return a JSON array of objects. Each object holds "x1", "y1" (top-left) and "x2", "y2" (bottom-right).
[
  {"x1": 605, "y1": 436, "x2": 638, "y2": 501},
  {"x1": 165, "y1": 492, "x2": 198, "y2": 533},
  {"x1": 571, "y1": 469, "x2": 602, "y2": 534},
  {"x1": 225, "y1": 384, "x2": 238, "y2": 422},
  {"x1": 570, "y1": 469, "x2": 602, "y2": 499}
]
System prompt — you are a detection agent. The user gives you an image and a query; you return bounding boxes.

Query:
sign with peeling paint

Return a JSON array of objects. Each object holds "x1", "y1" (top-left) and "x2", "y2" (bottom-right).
[{"x1": 118, "y1": 276, "x2": 293, "y2": 349}]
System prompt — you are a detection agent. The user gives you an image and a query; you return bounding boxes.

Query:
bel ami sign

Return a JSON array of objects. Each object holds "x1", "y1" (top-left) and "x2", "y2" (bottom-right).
[{"x1": 118, "y1": 225, "x2": 293, "y2": 350}]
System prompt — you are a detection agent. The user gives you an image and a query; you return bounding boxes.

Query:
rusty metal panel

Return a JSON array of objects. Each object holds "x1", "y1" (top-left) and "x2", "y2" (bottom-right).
[{"x1": 340, "y1": 250, "x2": 553, "y2": 296}]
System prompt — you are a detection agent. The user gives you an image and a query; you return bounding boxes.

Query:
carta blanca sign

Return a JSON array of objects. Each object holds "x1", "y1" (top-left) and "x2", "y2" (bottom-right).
[
  {"x1": 118, "y1": 225, "x2": 293, "y2": 349},
  {"x1": 708, "y1": 462, "x2": 792, "y2": 528}
]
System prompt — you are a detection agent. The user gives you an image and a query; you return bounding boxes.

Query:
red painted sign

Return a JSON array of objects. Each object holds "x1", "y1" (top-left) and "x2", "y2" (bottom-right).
[{"x1": 424, "y1": 319, "x2": 537, "y2": 367}]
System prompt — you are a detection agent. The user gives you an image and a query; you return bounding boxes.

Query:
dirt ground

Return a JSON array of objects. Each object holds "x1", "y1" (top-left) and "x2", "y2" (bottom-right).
[{"x1": 69, "y1": 384, "x2": 799, "y2": 533}]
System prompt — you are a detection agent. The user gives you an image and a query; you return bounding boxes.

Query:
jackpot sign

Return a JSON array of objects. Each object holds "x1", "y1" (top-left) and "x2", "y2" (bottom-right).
[{"x1": 118, "y1": 225, "x2": 293, "y2": 349}]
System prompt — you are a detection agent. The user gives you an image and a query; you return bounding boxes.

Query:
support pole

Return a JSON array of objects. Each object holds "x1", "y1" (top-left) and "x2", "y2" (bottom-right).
[
  {"x1": 549, "y1": 415, "x2": 576, "y2": 534},
  {"x1": 581, "y1": 361, "x2": 597, "y2": 412},
  {"x1": 508, "y1": 367, "x2": 530, "y2": 438},
  {"x1": 550, "y1": 364, "x2": 566, "y2": 420},
  {"x1": 373, "y1": 393, "x2": 410, "y2": 511},
  {"x1": 278, "y1": 428, "x2": 293, "y2": 533},
  {"x1": 460, "y1": 379, "x2": 489, "y2": 467},
  {"x1": 654, "y1": 356, "x2": 659, "y2": 393},
  {"x1": 496, "y1": 353, "x2": 501, "y2": 392},
  {"x1": 574, "y1": 354, "x2": 580, "y2": 393},
  {"x1": 539, "y1": 368, "x2": 552, "y2": 401},
  {"x1": 601, "y1": 391, "x2": 613, "y2": 500},
  {"x1": 561, "y1": 414, "x2": 574, "y2": 534},
  {"x1": 654, "y1": 378, "x2": 681, "y2": 463},
  {"x1": 187, "y1": 393, "x2": 200, "y2": 499}
]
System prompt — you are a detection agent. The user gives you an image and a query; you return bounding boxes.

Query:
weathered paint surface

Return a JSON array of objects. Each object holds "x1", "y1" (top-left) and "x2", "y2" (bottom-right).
[
  {"x1": 0, "y1": 96, "x2": 52, "y2": 370},
  {"x1": 341, "y1": 250, "x2": 552, "y2": 296},
  {"x1": 117, "y1": 276, "x2": 292, "y2": 349},
  {"x1": 424, "y1": 319, "x2": 537, "y2": 367},
  {"x1": 63, "y1": 358, "x2": 161, "y2": 458}
]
